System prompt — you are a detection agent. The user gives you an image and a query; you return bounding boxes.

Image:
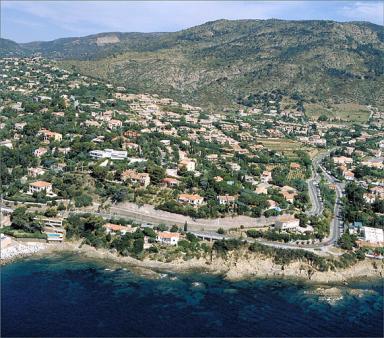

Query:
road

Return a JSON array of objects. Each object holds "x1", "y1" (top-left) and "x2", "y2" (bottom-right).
[{"x1": 1, "y1": 149, "x2": 344, "y2": 251}]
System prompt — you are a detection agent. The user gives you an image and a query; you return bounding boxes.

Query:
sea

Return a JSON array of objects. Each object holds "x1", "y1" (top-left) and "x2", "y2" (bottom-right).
[{"x1": 1, "y1": 252, "x2": 383, "y2": 337}]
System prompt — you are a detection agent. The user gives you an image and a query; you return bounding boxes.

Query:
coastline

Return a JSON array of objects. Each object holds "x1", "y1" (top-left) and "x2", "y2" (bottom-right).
[{"x1": 2, "y1": 240, "x2": 383, "y2": 284}]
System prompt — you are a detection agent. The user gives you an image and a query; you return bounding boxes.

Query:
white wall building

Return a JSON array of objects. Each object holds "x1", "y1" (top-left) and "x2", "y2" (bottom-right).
[{"x1": 363, "y1": 227, "x2": 384, "y2": 244}]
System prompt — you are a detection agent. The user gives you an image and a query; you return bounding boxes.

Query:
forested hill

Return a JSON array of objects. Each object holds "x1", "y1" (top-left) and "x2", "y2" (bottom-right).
[{"x1": 1, "y1": 19, "x2": 383, "y2": 109}]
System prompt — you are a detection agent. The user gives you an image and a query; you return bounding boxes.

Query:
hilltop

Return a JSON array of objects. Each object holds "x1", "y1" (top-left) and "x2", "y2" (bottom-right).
[{"x1": 1, "y1": 19, "x2": 383, "y2": 109}]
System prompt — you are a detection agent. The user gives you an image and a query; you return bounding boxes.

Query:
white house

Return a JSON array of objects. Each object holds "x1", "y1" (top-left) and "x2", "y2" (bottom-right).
[
  {"x1": 363, "y1": 227, "x2": 384, "y2": 245},
  {"x1": 178, "y1": 159, "x2": 196, "y2": 172},
  {"x1": 156, "y1": 232, "x2": 180, "y2": 245},
  {"x1": 178, "y1": 193, "x2": 204, "y2": 206},
  {"x1": 89, "y1": 149, "x2": 127, "y2": 160},
  {"x1": 275, "y1": 215, "x2": 300, "y2": 230},
  {"x1": 28, "y1": 181, "x2": 53, "y2": 194},
  {"x1": 260, "y1": 171, "x2": 272, "y2": 183}
]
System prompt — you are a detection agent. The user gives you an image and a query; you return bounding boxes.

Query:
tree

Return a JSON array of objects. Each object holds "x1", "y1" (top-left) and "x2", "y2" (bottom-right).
[
  {"x1": 337, "y1": 232, "x2": 357, "y2": 250},
  {"x1": 217, "y1": 227, "x2": 225, "y2": 234},
  {"x1": 183, "y1": 221, "x2": 188, "y2": 232},
  {"x1": 74, "y1": 194, "x2": 93, "y2": 208},
  {"x1": 45, "y1": 208, "x2": 58, "y2": 217},
  {"x1": 133, "y1": 238, "x2": 144, "y2": 255},
  {"x1": 147, "y1": 161, "x2": 165, "y2": 184},
  {"x1": 318, "y1": 114, "x2": 328, "y2": 122},
  {"x1": 170, "y1": 224, "x2": 179, "y2": 232},
  {"x1": 142, "y1": 227, "x2": 157, "y2": 238},
  {"x1": 11, "y1": 207, "x2": 43, "y2": 233}
]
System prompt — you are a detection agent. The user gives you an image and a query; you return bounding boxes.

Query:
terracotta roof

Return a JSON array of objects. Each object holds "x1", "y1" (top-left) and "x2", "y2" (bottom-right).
[
  {"x1": 158, "y1": 232, "x2": 180, "y2": 239},
  {"x1": 29, "y1": 181, "x2": 51, "y2": 187},
  {"x1": 178, "y1": 193, "x2": 203, "y2": 201},
  {"x1": 104, "y1": 223, "x2": 131, "y2": 232},
  {"x1": 277, "y1": 215, "x2": 297, "y2": 222}
]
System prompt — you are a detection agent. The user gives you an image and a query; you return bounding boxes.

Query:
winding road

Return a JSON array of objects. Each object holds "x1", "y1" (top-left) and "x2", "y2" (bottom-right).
[{"x1": 1, "y1": 149, "x2": 344, "y2": 251}]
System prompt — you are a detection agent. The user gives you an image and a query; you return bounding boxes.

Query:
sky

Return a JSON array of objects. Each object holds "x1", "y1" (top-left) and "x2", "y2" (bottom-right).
[{"x1": 1, "y1": 1, "x2": 383, "y2": 43}]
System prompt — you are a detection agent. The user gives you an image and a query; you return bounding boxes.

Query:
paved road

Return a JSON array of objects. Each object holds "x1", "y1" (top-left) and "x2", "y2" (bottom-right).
[{"x1": 2, "y1": 149, "x2": 344, "y2": 251}]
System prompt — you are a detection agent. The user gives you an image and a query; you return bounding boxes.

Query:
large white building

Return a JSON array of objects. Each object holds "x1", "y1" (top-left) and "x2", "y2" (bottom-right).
[
  {"x1": 89, "y1": 149, "x2": 127, "y2": 160},
  {"x1": 275, "y1": 215, "x2": 300, "y2": 230},
  {"x1": 363, "y1": 227, "x2": 384, "y2": 244},
  {"x1": 28, "y1": 181, "x2": 53, "y2": 194}
]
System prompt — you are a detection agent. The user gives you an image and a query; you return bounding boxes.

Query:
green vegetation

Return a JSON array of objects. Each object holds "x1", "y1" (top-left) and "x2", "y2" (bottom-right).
[{"x1": 3, "y1": 20, "x2": 382, "y2": 109}]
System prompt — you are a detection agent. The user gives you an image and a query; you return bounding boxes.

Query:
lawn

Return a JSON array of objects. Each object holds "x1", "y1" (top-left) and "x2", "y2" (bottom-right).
[
  {"x1": 258, "y1": 138, "x2": 316, "y2": 159},
  {"x1": 304, "y1": 103, "x2": 370, "y2": 123}
]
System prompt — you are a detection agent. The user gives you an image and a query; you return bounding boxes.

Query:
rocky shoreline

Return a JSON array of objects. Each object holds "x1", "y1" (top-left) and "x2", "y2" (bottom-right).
[{"x1": 2, "y1": 241, "x2": 383, "y2": 284}]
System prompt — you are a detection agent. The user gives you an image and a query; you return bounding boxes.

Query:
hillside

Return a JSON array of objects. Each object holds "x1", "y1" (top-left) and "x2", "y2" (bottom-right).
[{"x1": 1, "y1": 19, "x2": 383, "y2": 109}]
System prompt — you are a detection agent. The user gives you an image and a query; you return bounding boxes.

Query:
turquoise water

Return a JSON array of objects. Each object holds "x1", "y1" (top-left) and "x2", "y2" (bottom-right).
[{"x1": 1, "y1": 252, "x2": 383, "y2": 337}]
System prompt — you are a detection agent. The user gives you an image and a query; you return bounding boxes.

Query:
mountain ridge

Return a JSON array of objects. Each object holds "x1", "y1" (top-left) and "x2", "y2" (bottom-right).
[{"x1": 1, "y1": 19, "x2": 383, "y2": 109}]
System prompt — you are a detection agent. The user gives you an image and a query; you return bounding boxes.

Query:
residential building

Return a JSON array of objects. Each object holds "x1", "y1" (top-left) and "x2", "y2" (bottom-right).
[
  {"x1": 156, "y1": 231, "x2": 180, "y2": 245},
  {"x1": 178, "y1": 159, "x2": 196, "y2": 172},
  {"x1": 275, "y1": 215, "x2": 300, "y2": 230},
  {"x1": 260, "y1": 171, "x2": 272, "y2": 183},
  {"x1": 121, "y1": 170, "x2": 150, "y2": 187},
  {"x1": 28, "y1": 181, "x2": 53, "y2": 194},
  {"x1": 39, "y1": 129, "x2": 63, "y2": 142},
  {"x1": 217, "y1": 195, "x2": 237, "y2": 206},
  {"x1": 363, "y1": 227, "x2": 384, "y2": 245},
  {"x1": 333, "y1": 156, "x2": 353, "y2": 165},
  {"x1": 28, "y1": 167, "x2": 46, "y2": 177},
  {"x1": 34, "y1": 147, "x2": 48, "y2": 157},
  {"x1": 161, "y1": 177, "x2": 180, "y2": 187},
  {"x1": 108, "y1": 119, "x2": 123, "y2": 129},
  {"x1": 89, "y1": 149, "x2": 127, "y2": 160},
  {"x1": 103, "y1": 223, "x2": 134, "y2": 235},
  {"x1": 178, "y1": 193, "x2": 204, "y2": 206}
]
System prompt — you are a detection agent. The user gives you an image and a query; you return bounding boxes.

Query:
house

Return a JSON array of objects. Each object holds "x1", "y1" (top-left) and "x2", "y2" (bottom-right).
[
  {"x1": 108, "y1": 119, "x2": 123, "y2": 129},
  {"x1": 290, "y1": 162, "x2": 301, "y2": 170},
  {"x1": 255, "y1": 183, "x2": 269, "y2": 195},
  {"x1": 103, "y1": 223, "x2": 134, "y2": 235},
  {"x1": 39, "y1": 129, "x2": 62, "y2": 142},
  {"x1": 121, "y1": 170, "x2": 150, "y2": 187},
  {"x1": 361, "y1": 157, "x2": 384, "y2": 169},
  {"x1": 0, "y1": 139, "x2": 13, "y2": 149},
  {"x1": 370, "y1": 186, "x2": 384, "y2": 199},
  {"x1": 275, "y1": 215, "x2": 300, "y2": 230},
  {"x1": 156, "y1": 231, "x2": 180, "y2": 245},
  {"x1": 89, "y1": 149, "x2": 127, "y2": 160},
  {"x1": 260, "y1": 171, "x2": 272, "y2": 183},
  {"x1": 343, "y1": 170, "x2": 355, "y2": 181},
  {"x1": 348, "y1": 221, "x2": 362, "y2": 235},
  {"x1": 332, "y1": 156, "x2": 353, "y2": 165},
  {"x1": 217, "y1": 195, "x2": 237, "y2": 206},
  {"x1": 28, "y1": 181, "x2": 52, "y2": 194},
  {"x1": 28, "y1": 167, "x2": 46, "y2": 177},
  {"x1": 228, "y1": 162, "x2": 241, "y2": 171},
  {"x1": 280, "y1": 186, "x2": 298, "y2": 203},
  {"x1": 267, "y1": 199, "x2": 279, "y2": 210},
  {"x1": 214, "y1": 176, "x2": 223, "y2": 182},
  {"x1": 178, "y1": 193, "x2": 204, "y2": 206},
  {"x1": 363, "y1": 227, "x2": 384, "y2": 245},
  {"x1": 363, "y1": 193, "x2": 376, "y2": 204},
  {"x1": 33, "y1": 147, "x2": 48, "y2": 157},
  {"x1": 178, "y1": 159, "x2": 196, "y2": 172},
  {"x1": 161, "y1": 177, "x2": 180, "y2": 187},
  {"x1": 206, "y1": 154, "x2": 219, "y2": 162}
]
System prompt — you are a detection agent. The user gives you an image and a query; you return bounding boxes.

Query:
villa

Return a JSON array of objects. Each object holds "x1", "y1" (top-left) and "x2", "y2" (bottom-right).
[
  {"x1": 28, "y1": 181, "x2": 53, "y2": 194},
  {"x1": 178, "y1": 193, "x2": 204, "y2": 206},
  {"x1": 156, "y1": 231, "x2": 180, "y2": 245},
  {"x1": 275, "y1": 215, "x2": 300, "y2": 230}
]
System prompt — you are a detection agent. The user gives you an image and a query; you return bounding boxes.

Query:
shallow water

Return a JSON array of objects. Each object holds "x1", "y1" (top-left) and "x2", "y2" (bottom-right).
[{"x1": 1, "y1": 252, "x2": 383, "y2": 337}]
